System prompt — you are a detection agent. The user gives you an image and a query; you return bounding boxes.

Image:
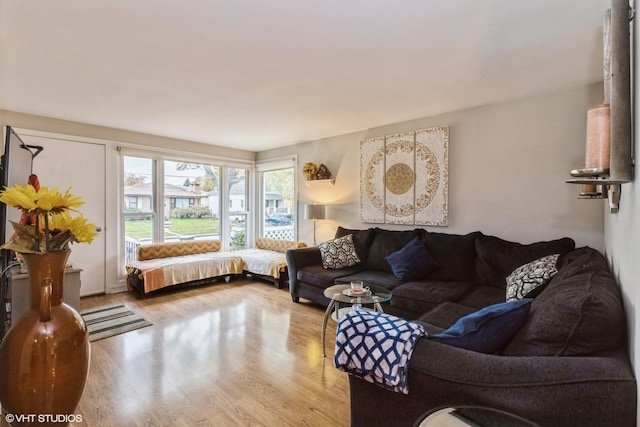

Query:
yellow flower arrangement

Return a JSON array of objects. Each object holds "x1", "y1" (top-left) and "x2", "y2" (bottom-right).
[{"x1": 0, "y1": 184, "x2": 98, "y2": 253}]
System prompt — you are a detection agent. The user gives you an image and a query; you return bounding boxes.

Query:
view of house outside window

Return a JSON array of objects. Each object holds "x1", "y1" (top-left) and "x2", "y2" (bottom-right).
[
  {"x1": 228, "y1": 167, "x2": 248, "y2": 250},
  {"x1": 122, "y1": 157, "x2": 222, "y2": 263},
  {"x1": 262, "y1": 168, "x2": 295, "y2": 241},
  {"x1": 122, "y1": 157, "x2": 294, "y2": 263}
]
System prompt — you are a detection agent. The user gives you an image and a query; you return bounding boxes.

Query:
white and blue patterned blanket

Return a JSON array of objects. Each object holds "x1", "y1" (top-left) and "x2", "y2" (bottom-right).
[{"x1": 334, "y1": 309, "x2": 426, "y2": 394}]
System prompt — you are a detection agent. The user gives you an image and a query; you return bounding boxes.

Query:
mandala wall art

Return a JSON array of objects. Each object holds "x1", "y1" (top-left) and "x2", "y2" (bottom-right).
[{"x1": 360, "y1": 126, "x2": 449, "y2": 226}]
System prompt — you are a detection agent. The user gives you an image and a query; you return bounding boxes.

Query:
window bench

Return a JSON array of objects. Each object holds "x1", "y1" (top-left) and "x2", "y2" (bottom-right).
[
  {"x1": 126, "y1": 238, "x2": 306, "y2": 296},
  {"x1": 234, "y1": 237, "x2": 307, "y2": 288}
]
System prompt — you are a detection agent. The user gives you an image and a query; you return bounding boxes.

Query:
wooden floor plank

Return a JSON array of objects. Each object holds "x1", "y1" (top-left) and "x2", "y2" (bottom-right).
[{"x1": 72, "y1": 280, "x2": 350, "y2": 426}]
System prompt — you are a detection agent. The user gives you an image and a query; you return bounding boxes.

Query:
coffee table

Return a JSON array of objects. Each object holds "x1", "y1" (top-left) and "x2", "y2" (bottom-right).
[{"x1": 321, "y1": 284, "x2": 391, "y2": 357}]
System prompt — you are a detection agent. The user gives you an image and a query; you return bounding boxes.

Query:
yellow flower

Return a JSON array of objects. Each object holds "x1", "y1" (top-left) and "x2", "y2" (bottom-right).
[
  {"x1": 0, "y1": 184, "x2": 38, "y2": 211},
  {"x1": 34, "y1": 186, "x2": 84, "y2": 214},
  {"x1": 0, "y1": 183, "x2": 95, "y2": 253},
  {"x1": 48, "y1": 212, "x2": 98, "y2": 245},
  {"x1": 70, "y1": 217, "x2": 99, "y2": 243}
]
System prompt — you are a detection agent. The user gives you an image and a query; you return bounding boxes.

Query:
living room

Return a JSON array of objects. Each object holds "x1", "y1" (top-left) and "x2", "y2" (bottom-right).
[{"x1": 0, "y1": 1, "x2": 638, "y2": 426}]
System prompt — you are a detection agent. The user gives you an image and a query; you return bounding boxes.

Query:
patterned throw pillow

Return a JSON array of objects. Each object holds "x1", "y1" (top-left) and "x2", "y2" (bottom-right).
[
  {"x1": 506, "y1": 254, "x2": 560, "y2": 301},
  {"x1": 319, "y1": 234, "x2": 361, "y2": 269}
]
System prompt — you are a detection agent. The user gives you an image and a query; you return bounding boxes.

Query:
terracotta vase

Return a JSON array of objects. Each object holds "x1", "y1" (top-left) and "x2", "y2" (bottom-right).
[{"x1": 0, "y1": 250, "x2": 90, "y2": 427}]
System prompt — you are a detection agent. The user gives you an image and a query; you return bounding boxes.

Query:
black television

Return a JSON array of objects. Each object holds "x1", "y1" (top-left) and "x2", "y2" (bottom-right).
[{"x1": 0, "y1": 126, "x2": 42, "y2": 338}]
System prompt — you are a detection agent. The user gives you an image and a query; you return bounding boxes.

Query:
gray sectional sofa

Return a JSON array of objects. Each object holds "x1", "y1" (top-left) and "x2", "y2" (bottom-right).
[
  {"x1": 286, "y1": 227, "x2": 575, "y2": 319},
  {"x1": 285, "y1": 227, "x2": 636, "y2": 426}
]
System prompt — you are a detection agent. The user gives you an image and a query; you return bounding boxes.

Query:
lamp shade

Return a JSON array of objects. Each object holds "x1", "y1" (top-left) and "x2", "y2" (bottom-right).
[{"x1": 304, "y1": 204, "x2": 326, "y2": 220}]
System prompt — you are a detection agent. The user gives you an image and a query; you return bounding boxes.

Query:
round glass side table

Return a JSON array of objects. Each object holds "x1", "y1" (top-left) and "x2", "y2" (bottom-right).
[
  {"x1": 321, "y1": 284, "x2": 391, "y2": 357},
  {"x1": 416, "y1": 406, "x2": 541, "y2": 427}
]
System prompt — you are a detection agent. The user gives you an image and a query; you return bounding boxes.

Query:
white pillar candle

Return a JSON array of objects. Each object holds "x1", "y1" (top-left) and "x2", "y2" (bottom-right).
[{"x1": 585, "y1": 104, "x2": 611, "y2": 170}]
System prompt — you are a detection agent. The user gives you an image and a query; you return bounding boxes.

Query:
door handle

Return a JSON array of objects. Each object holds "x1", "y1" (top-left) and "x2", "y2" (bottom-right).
[{"x1": 96, "y1": 227, "x2": 103, "y2": 232}]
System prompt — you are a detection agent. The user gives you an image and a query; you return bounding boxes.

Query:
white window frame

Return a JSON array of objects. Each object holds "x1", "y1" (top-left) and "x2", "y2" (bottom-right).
[
  {"x1": 255, "y1": 155, "x2": 298, "y2": 241},
  {"x1": 119, "y1": 148, "x2": 254, "y2": 260}
]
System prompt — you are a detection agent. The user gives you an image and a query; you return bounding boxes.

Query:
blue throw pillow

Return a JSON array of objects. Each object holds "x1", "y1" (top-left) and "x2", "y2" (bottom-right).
[
  {"x1": 429, "y1": 299, "x2": 533, "y2": 353},
  {"x1": 385, "y1": 237, "x2": 439, "y2": 281}
]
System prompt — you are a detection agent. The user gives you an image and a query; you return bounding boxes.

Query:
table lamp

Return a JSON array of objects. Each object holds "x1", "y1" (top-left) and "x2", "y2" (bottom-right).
[{"x1": 304, "y1": 204, "x2": 326, "y2": 245}]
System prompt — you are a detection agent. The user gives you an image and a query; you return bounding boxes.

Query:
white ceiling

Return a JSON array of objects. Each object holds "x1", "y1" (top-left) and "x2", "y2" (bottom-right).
[{"x1": 0, "y1": 0, "x2": 610, "y2": 152}]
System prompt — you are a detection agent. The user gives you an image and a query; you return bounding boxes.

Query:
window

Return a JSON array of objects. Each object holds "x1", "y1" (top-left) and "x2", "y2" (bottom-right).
[
  {"x1": 121, "y1": 154, "x2": 250, "y2": 266},
  {"x1": 122, "y1": 156, "x2": 154, "y2": 264},
  {"x1": 170, "y1": 198, "x2": 191, "y2": 209},
  {"x1": 228, "y1": 167, "x2": 249, "y2": 250},
  {"x1": 257, "y1": 158, "x2": 296, "y2": 242},
  {"x1": 126, "y1": 196, "x2": 139, "y2": 210}
]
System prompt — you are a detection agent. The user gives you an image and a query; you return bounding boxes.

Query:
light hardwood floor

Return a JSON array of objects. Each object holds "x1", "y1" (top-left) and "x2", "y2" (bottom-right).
[{"x1": 73, "y1": 279, "x2": 350, "y2": 426}]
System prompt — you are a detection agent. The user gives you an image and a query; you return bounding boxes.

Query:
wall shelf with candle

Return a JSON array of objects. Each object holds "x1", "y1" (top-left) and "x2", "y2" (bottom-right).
[
  {"x1": 567, "y1": 0, "x2": 634, "y2": 213},
  {"x1": 567, "y1": 174, "x2": 627, "y2": 211}
]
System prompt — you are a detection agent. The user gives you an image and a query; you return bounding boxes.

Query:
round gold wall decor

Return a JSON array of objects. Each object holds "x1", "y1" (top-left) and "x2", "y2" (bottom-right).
[{"x1": 385, "y1": 163, "x2": 415, "y2": 195}]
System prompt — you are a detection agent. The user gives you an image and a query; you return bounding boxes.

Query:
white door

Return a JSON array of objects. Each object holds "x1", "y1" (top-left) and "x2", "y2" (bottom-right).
[{"x1": 22, "y1": 134, "x2": 106, "y2": 296}]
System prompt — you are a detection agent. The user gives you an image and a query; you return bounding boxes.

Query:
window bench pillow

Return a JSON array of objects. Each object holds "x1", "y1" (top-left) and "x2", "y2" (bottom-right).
[
  {"x1": 429, "y1": 299, "x2": 533, "y2": 353},
  {"x1": 385, "y1": 236, "x2": 439, "y2": 281}
]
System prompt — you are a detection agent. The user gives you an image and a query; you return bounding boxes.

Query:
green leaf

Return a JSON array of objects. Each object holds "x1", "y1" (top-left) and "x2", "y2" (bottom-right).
[{"x1": 48, "y1": 230, "x2": 73, "y2": 252}]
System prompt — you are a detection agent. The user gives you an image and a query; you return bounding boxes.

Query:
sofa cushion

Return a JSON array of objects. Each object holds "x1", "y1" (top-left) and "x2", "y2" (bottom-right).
[
  {"x1": 417, "y1": 302, "x2": 478, "y2": 330},
  {"x1": 421, "y1": 231, "x2": 481, "y2": 282},
  {"x1": 297, "y1": 265, "x2": 361, "y2": 288},
  {"x1": 364, "y1": 228, "x2": 423, "y2": 273},
  {"x1": 430, "y1": 299, "x2": 533, "y2": 353},
  {"x1": 335, "y1": 270, "x2": 404, "y2": 290},
  {"x1": 335, "y1": 227, "x2": 375, "y2": 263},
  {"x1": 505, "y1": 254, "x2": 560, "y2": 301},
  {"x1": 391, "y1": 281, "x2": 473, "y2": 315},
  {"x1": 456, "y1": 284, "x2": 506, "y2": 310},
  {"x1": 502, "y1": 247, "x2": 625, "y2": 356},
  {"x1": 385, "y1": 237, "x2": 439, "y2": 281},
  {"x1": 474, "y1": 235, "x2": 575, "y2": 288},
  {"x1": 319, "y1": 234, "x2": 361, "y2": 269}
]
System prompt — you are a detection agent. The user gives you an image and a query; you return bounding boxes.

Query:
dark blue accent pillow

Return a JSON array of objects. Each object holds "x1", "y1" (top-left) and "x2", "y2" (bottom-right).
[
  {"x1": 429, "y1": 299, "x2": 533, "y2": 353},
  {"x1": 385, "y1": 236, "x2": 439, "y2": 281}
]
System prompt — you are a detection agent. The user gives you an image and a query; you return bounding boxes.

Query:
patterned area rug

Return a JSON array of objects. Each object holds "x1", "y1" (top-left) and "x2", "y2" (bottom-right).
[{"x1": 80, "y1": 303, "x2": 152, "y2": 342}]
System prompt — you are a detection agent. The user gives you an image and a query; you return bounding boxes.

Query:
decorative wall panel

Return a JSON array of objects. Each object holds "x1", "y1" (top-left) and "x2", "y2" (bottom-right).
[
  {"x1": 360, "y1": 137, "x2": 385, "y2": 223},
  {"x1": 360, "y1": 126, "x2": 448, "y2": 226},
  {"x1": 415, "y1": 127, "x2": 448, "y2": 226}
]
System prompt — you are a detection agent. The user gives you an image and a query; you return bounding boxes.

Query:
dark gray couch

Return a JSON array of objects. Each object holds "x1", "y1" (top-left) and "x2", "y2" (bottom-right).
[
  {"x1": 286, "y1": 227, "x2": 575, "y2": 319},
  {"x1": 285, "y1": 228, "x2": 636, "y2": 426}
]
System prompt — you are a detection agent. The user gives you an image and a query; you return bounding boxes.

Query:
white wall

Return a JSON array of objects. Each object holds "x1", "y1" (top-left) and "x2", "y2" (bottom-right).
[
  {"x1": 605, "y1": 137, "x2": 640, "y2": 422},
  {"x1": 259, "y1": 84, "x2": 606, "y2": 249},
  {"x1": 0, "y1": 109, "x2": 255, "y2": 162},
  {"x1": 604, "y1": 0, "x2": 639, "y2": 416}
]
